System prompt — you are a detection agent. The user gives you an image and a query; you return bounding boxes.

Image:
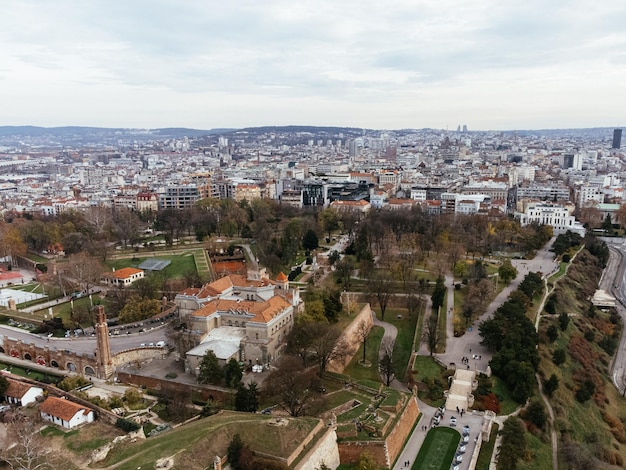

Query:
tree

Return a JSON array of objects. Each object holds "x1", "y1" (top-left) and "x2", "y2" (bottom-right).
[
  {"x1": 227, "y1": 433, "x2": 245, "y2": 470},
  {"x1": 431, "y1": 276, "x2": 446, "y2": 312},
  {"x1": 286, "y1": 322, "x2": 316, "y2": 366},
  {"x1": 358, "y1": 453, "x2": 382, "y2": 470},
  {"x1": 335, "y1": 257, "x2": 355, "y2": 289},
  {"x1": 368, "y1": 271, "x2": 395, "y2": 320},
  {"x1": 64, "y1": 252, "x2": 105, "y2": 296},
  {"x1": 309, "y1": 323, "x2": 347, "y2": 375},
  {"x1": 423, "y1": 314, "x2": 439, "y2": 356},
  {"x1": 111, "y1": 207, "x2": 140, "y2": 248},
  {"x1": 118, "y1": 297, "x2": 161, "y2": 324},
  {"x1": 235, "y1": 382, "x2": 259, "y2": 412},
  {"x1": 552, "y1": 348, "x2": 566, "y2": 365},
  {"x1": 265, "y1": 356, "x2": 311, "y2": 417},
  {"x1": 0, "y1": 223, "x2": 27, "y2": 267},
  {"x1": 558, "y1": 312, "x2": 570, "y2": 331},
  {"x1": 575, "y1": 379, "x2": 596, "y2": 403},
  {"x1": 224, "y1": 358, "x2": 243, "y2": 389},
  {"x1": 543, "y1": 374, "x2": 559, "y2": 397},
  {"x1": 379, "y1": 337, "x2": 395, "y2": 386},
  {"x1": 302, "y1": 229, "x2": 319, "y2": 251},
  {"x1": 320, "y1": 208, "x2": 340, "y2": 240},
  {"x1": 546, "y1": 324, "x2": 558, "y2": 342},
  {"x1": 524, "y1": 398, "x2": 547, "y2": 429},
  {"x1": 0, "y1": 412, "x2": 60, "y2": 470},
  {"x1": 518, "y1": 271, "x2": 543, "y2": 300},
  {"x1": 498, "y1": 259, "x2": 517, "y2": 284},
  {"x1": 198, "y1": 350, "x2": 224, "y2": 385},
  {"x1": 356, "y1": 319, "x2": 372, "y2": 363},
  {"x1": 497, "y1": 416, "x2": 527, "y2": 469}
]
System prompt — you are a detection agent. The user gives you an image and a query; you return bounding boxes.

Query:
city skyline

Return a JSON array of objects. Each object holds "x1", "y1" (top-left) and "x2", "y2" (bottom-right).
[{"x1": 2, "y1": 0, "x2": 626, "y2": 131}]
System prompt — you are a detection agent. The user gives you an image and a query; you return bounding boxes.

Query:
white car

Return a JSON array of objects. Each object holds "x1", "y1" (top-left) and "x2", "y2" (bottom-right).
[
  {"x1": 462, "y1": 425, "x2": 471, "y2": 435},
  {"x1": 458, "y1": 445, "x2": 466, "y2": 453},
  {"x1": 454, "y1": 454, "x2": 463, "y2": 463},
  {"x1": 450, "y1": 416, "x2": 457, "y2": 426},
  {"x1": 463, "y1": 435, "x2": 470, "y2": 443}
]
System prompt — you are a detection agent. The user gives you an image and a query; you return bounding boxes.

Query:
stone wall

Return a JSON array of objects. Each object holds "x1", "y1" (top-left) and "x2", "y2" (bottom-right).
[
  {"x1": 112, "y1": 347, "x2": 168, "y2": 367},
  {"x1": 327, "y1": 304, "x2": 372, "y2": 373},
  {"x1": 385, "y1": 395, "x2": 420, "y2": 466},
  {"x1": 338, "y1": 441, "x2": 387, "y2": 467},
  {"x1": 337, "y1": 395, "x2": 420, "y2": 468},
  {"x1": 294, "y1": 426, "x2": 341, "y2": 470},
  {"x1": 116, "y1": 371, "x2": 230, "y2": 403}
]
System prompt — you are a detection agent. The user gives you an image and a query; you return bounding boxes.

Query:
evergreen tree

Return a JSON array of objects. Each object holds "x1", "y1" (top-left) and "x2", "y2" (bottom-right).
[{"x1": 198, "y1": 350, "x2": 224, "y2": 385}]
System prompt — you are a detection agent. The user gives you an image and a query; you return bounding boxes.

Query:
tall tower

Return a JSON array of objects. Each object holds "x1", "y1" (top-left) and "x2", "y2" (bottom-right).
[
  {"x1": 94, "y1": 305, "x2": 113, "y2": 378},
  {"x1": 613, "y1": 129, "x2": 622, "y2": 149}
]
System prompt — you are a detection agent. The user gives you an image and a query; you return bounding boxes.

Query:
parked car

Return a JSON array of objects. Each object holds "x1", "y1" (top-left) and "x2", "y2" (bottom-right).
[{"x1": 450, "y1": 416, "x2": 457, "y2": 426}]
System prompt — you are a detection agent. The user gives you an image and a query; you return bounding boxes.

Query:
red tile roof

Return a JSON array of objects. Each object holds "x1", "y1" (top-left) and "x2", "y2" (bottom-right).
[
  {"x1": 107, "y1": 267, "x2": 143, "y2": 279},
  {"x1": 40, "y1": 396, "x2": 93, "y2": 421},
  {"x1": 4, "y1": 378, "x2": 33, "y2": 399}
]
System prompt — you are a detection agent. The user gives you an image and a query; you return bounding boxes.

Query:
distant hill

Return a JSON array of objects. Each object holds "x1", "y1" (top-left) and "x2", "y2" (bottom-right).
[{"x1": 0, "y1": 126, "x2": 233, "y2": 138}]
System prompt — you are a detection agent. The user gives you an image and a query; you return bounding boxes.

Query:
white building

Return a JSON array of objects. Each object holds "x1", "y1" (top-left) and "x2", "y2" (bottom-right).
[
  {"x1": 2, "y1": 376, "x2": 44, "y2": 407},
  {"x1": 577, "y1": 185, "x2": 604, "y2": 207},
  {"x1": 40, "y1": 396, "x2": 94, "y2": 429},
  {"x1": 516, "y1": 202, "x2": 586, "y2": 237}
]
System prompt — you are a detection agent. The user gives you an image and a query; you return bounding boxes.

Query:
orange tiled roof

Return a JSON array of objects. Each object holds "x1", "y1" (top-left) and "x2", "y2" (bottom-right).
[
  {"x1": 276, "y1": 272, "x2": 288, "y2": 282},
  {"x1": 40, "y1": 396, "x2": 92, "y2": 421},
  {"x1": 4, "y1": 378, "x2": 33, "y2": 399},
  {"x1": 107, "y1": 267, "x2": 143, "y2": 279},
  {"x1": 193, "y1": 296, "x2": 291, "y2": 324}
]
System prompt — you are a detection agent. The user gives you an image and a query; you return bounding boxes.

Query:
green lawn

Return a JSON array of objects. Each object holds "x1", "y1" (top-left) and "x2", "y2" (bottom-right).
[
  {"x1": 413, "y1": 427, "x2": 461, "y2": 470},
  {"x1": 0, "y1": 362, "x2": 62, "y2": 383},
  {"x1": 342, "y1": 326, "x2": 385, "y2": 382},
  {"x1": 98, "y1": 412, "x2": 321, "y2": 470},
  {"x1": 106, "y1": 253, "x2": 196, "y2": 279},
  {"x1": 412, "y1": 355, "x2": 445, "y2": 381},
  {"x1": 492, "y1": 376, "x2": 520, "y2": 415}
]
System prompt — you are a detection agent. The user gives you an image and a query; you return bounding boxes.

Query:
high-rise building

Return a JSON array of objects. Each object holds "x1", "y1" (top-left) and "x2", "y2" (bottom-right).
[{"x1": 613, "y1": 129, "x2": 622, "y2": 149}]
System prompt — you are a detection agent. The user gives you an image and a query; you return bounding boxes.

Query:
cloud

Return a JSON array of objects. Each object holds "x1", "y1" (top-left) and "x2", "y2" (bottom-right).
[{"x1": 1, "y1": 0, "x2": 626, "y2": 129}]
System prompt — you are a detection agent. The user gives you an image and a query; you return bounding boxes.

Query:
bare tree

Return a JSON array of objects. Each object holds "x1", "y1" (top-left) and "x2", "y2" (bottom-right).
[
  {"x1": 356, "y1": 319, "x2": 372, "y2": 364},
  {"x1": 368, "y1": 271, "x2": 395, "y2": 320},
  {"x1": 423, "y1": 314, "x2": 440, "y2": 357},
  {"x1": 64, "y1": 252, "x2": 105, "y2": 295},
  {"x1": 379, "y1": 337, "x2": 395, "y2": 386},
  {"x1": 112, "y1": 207, "x2": 141, "y2": 248},
  {"x1": 265, "y1": 356, "x2": 311, "y2": 417},
  {"x1": 1, "y1": 412, "x2": 53, "y2": 470},
  {"x1": 84, "y1": 205, "x2": 113, "y2": 238},
  {"x1": 309, "y1": 323, "x2": 348, "y2": 376}
]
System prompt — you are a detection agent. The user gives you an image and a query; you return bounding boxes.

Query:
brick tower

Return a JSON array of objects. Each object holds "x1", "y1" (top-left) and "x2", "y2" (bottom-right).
[{"x1": 94, "y1": 305, "x2": 114, "y2": 378}]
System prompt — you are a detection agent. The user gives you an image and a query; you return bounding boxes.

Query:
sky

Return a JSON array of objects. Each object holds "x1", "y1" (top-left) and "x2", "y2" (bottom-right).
[{"x1": 1, "y1": 0, "x2": 626, "y2": 131}]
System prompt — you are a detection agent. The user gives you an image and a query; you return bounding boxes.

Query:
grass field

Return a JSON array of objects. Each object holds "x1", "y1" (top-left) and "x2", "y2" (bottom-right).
[
  {"x1": 97, "y1": 411, "x2": 321, "y2": 470},
  {"x1": 106, "y1": 253, "x2": 196, "y2": 279},
  {"x1": 413, "y1": 427, "x2": 461, "y2": 470}
]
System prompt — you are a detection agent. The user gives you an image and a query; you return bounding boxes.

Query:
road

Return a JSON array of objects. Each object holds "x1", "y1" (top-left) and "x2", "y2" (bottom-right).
[
  {"x1": 0, "y1": 323, "x2": 168, "y2": 356},
  {"x1": 600, "y1": 238, "x2": 626, "y2": 394}
]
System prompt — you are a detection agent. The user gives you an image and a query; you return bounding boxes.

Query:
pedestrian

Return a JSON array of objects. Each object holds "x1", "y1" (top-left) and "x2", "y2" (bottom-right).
[{"x1": 469, "y1": 348, "x2": 472, "y2": 353}]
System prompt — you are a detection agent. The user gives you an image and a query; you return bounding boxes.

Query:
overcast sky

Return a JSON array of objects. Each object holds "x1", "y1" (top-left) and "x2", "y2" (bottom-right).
[{"x1": 1, "y1": 0, "x2": 625, "y2": 131}]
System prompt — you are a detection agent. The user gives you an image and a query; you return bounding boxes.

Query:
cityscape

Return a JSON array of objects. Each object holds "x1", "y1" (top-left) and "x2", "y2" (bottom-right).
[
  {"x1": 2, "y1": 1, "x2": 626, "y2": 469},
  {"x1": 0, "y1": 123, "x2": 625, "y2": 470}
]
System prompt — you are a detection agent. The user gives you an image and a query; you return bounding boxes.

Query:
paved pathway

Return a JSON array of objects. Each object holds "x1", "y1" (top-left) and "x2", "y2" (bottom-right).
[
  {"x1": 373, "y1": 312, "x2": 482, "y2": 470},
  {"x1": 435, "y1": 237, "x2": 559, "y2": 373}
]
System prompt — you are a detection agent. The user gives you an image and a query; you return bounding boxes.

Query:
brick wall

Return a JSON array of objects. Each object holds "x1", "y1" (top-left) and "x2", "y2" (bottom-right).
[
  {"x1": 337, "y1": 395, "x2": 420, "y2": 468},
  {"x1": 385, "y1": 395, "x2": 420, "y2": 466},
  {"x1": 115, "y1": 372, "x2": 230, "y2": 403}
]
